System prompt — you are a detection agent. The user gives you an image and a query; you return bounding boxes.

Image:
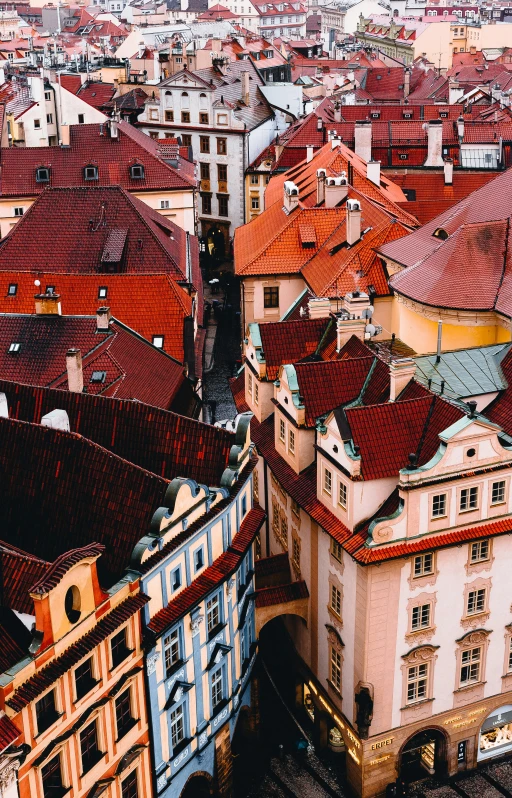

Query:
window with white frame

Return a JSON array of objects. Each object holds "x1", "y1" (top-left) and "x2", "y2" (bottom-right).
[
  {"x1": 211, "y1": 667, "x2": 224, "y2": 711},
  {"x1": 338, "y1": 481, "x2": 347, "y2": 509},
  {"x1": 164, "y1": 628, "x2": 180, "y2": 675},
  {"x1": 288, "y1": 429, "x2": 295, "y2": 454},
  {"x1": 411, "y1": 603, "x2": 431, "y2": 631},
  {"x1": 431, "y1": 493, "x2": 446, "y2": 518},
  {"x1": 407, "y1": 663, "x2": 428, "y2": 703},
  {"x1": 324, "y1": 468, "x2": 332, "y2": 495},
  {"x1": 160, "y1": 200, "x2": 170, "y2": 209},
  {"x1": 279, "y1": 418, "x2": 285, "y2": 442},
  {"x1": 331, "y1": 539, "x2": 343, "y2": 563},
  {"x1": 14, "y1": 207, "x2": 24, "y2": 217},
  {"x1": 470, "y1": 540, "x2": 489, "y2": 563},
  {"x1": 460, "y1": 486, "x2": 478, "y2": 512},
  {"x1": 206, "y1": 594, "x2": 220, "y2": 633},
  {"x1": 491, "y1": 480, "x2": 506, "y2": 505},
  {"x1": 330, "y1": 584, "x2": 341, "y2": 617},
  {"x1": 170, "y1": 704, "x2": 185, "y2": 748},
  {"x1": 460, "y1": 646, "x2": 481, "y2": 685},
  {"x1": 330, "y1": 646, "x2": 342, "y2": 691},
  {"x1": 254, "y1": 382, "x2": 259, "y2": 405},
  {"x1": 413, "y1": 552, "x2": 434, "y2": 578},
  {"x1": 467, "y1": 587, "x2": 486, "y2": 615}
]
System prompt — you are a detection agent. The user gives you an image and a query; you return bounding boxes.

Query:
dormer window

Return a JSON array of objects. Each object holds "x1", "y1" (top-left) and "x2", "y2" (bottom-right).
[
  {"x1": 84, "y1": 165, "x2": 99, "y2": 181},
  {"x1": 7, "y1": 283, "x2": 17, "y2": 296},
  {"x1": 8, "y1": 342, "x2": 21, "y2": 353},
  {"x1": 129, "y1": 164, "x2": 145, "y2": 180},
  {"x1": 433, "y1": 227, "x2": 449, "y2": 240},
  {"x1": 36, "y1": 166, "x2": 50, "y2": 183}
]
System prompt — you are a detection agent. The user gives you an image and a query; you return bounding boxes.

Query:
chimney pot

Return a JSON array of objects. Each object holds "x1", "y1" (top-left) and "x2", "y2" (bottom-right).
[
  {"x1": 346, "y1": 199, "x2": 362, "y2": 245},
  {"x1": 316, "y1": 169, "x2": 326, "y2": 205},
  {"x1": 283, "y1": 180, "x2": 299, "y2": 214},
  {"x1": 66, "y1": 348, "x2": 83, "y2": 394},
  {"x1": 34, "y1": 292, "x2": 61, "y2": 315},
  {"x1": 325, "y1": 175, "x2": 348, "y2": 208},
  {"x1": 96, "y1": 306, "x2": 112, "y2": 332},
  {"x1": 308, "y1": 297, "x2": 331, "y2": 318}
]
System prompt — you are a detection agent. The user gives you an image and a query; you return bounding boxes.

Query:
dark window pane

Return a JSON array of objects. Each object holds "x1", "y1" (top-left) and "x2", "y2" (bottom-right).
[
  {"x1": 115, "y1": 689, "x2": 135, "y2": 739},
  {"x1": 75, "y1": 658, "x2": 96, "y2": 701},
  {"x1": 36, "y1": 691, "x2": 58, "y2": 734},
  {"x1": 80, "y1": 721, "x2": 102, "y2": 774},
  {"x1": 42, "y1": 755, "x2": 65, "y2": 798},
  {"x1": 111, "y1": 628, "x2": 130, "y2": 668},
  {"x1": 121, "y1": 770, "x2": 138, "y2": 798},
  {"x1": 264, "y1": 287, "x2": 279, "y2": 308}
]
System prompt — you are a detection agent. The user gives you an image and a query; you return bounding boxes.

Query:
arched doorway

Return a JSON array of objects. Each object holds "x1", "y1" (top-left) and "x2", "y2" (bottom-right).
[
  {"x1": 179, "y1": 773, "x2": 213, "y2": 798},
  {"x1": 400, "y1": 728, "x2": 448, "y2": 784}
]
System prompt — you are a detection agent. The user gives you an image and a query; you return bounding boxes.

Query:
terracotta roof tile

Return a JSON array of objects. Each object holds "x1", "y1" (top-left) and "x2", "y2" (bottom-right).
[
  {"x1": 0, "y1": 714, "x2": 20, "y2": 751},
  {"x1": 258, "y1": 317, "x2": 331, "y2": 380},
  {"x1": 255, "y1": 579, "x2": 308, "y2": 608}
]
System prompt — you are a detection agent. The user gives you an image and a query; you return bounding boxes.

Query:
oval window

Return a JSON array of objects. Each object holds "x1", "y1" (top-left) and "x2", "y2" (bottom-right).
[{"x1": 65, "y1": 585, "x2": 81, "y2": 623}]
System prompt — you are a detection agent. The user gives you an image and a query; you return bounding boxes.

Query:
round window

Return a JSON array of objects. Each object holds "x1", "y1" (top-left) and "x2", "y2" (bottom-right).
[
  {"x1": 65, "y1": 586, "x2": 81, "y2": 624},
  {"x1": 466, "y1": 448, "x2": 476, "y2": 458}
]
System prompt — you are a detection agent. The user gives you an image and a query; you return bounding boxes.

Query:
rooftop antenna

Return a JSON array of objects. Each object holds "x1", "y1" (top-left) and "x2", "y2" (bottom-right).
[{"x1": 435, "y1": 319, "x2": 442, "y2": 363}]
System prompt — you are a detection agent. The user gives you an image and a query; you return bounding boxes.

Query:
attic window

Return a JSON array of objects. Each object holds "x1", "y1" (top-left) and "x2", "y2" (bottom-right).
[
  {"x1": 439, "y1": 111, "x2": 448, "y2": 118},
  {"x1": 371, "y1": 111, "x2": 380, "y2": 118},
  {"x1": 7, "y1": 283, "x2": 17, "y2": 296},
  {"x1": 130, "y1": 164, "x2": 145, "y2": 180},
  {"x1": 84, "y1": 165, "x2": 99, "y2": 181},
  {"x1": 433, "y1": 227, "x2": 449, "y2": 240},
  {"x1": 152, "y1": 335, "x2": 164, "y2": 348},
  {"x1": 36, "y1": 166, "x2": 50, "y2": 183},
  {"x1": 90, "y1": 370, "x2": 106, "y2": 384},
  {"x1": 98, "y1": 286, "x2": 108, "y2": 299},
  {"x1": 403, "y1": 111, "x2": 412, "y2": 119},
  {"x1": 8, "y1": 342, "x2": 21, "y2": 353},
  {"x1": 376, "y1": 74, "x2": 382, "y2": 80},
  {"x1": 399, "y1": 153, "x2": 409, "y2": 160}
]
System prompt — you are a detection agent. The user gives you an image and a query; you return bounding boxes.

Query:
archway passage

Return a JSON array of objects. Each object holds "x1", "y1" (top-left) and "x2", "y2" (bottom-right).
[
  {"x1": 179, "y1": 774, "x2": 212, "y2": 798},
  {"x1": 400, "y1": 728, "x2": 447, "y2": 784}
]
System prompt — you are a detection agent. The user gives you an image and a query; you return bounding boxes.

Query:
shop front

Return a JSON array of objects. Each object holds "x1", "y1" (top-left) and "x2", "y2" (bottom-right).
[
  {"x1": 400, "y1": 729, "x2": 447, "y2": 784},
  {"x1": 478, "y1": 705, "x2": 512, "y2": 762}
]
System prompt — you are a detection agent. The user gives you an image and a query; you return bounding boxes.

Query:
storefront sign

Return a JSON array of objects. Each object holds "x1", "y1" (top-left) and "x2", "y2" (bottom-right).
[
  {"x1": 371, "y1": 737, "x2": 393, "y2": 750},
  {"x1": 369, "y1": 754, "x2": 392, "y2": 767},
  {"x1": 348, "y1": 747, "x2": 360, "y2": 764}
]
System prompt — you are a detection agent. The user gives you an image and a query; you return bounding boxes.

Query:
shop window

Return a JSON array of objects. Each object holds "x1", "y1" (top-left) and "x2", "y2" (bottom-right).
[
  {"x1": 470, "y1": 540, "x2": 489, "y2": 563},
  {"x1": 338, "y1": 482, "x2": 347, "y2": 509},
  {"x1": 491, "y1": 480, "x2": 506, "y2": 505},
  {"x1": 263, "y1": 286, "x2": 279, "y2": 308},
  {"x1": 303, "y1": 683, "x2": 315, "y2": 721},
  {"x1": 164, "y1": 628, "x2": 181, "y2": 675},
  {"x1": 431, "y1": 493, "x2": 446, "y2": 518},
  {"x1": 323, "y1": 467, "x2": 332, "y2": 496},
  {"x1": 479, "y1": 706, "x2": 512, "y2": 760},
  {"x1": 460, "y1": 486, "x2": 478, "y2": 512}
]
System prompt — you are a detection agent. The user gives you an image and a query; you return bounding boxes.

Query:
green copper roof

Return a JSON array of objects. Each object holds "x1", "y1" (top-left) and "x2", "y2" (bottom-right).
[{"x1": 414, "y1": 344, "x2": 511, "y2": 401}]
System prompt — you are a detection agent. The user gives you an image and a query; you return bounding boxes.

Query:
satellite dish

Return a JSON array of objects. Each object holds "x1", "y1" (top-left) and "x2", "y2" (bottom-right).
[
  {"x1": 366, "y1": 323, "x2": 376, "y2": 337},
  {"x1": 34, "y1": 279, "x2": 41, "y2": 287}
]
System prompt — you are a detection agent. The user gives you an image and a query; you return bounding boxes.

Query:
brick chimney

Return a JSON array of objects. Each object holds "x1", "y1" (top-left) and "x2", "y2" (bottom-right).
[
  {"x1": 424, "y1": 120, "x2": 443, "y2": 167},
  {"x1": 354, "y1": 120, "x2": 372, "y2": 162},
  {"x1": 283, "y1": 180, "x2": 299, "y2": 214},
  {"x1": 96, "y1": 306, "x2": 112, "y2": 332},
  {"x1": 308, "y1": 297, "x2": 331, "y2": 318},
  {"x1": 66, "y1": 348, "x2": 83, "y2": 393},
  {"x1": 316, "y1": 169, "x2": 326, "y2": 205},
  {"x1": 389, "y1": 358, "x2": 416, "y2": 401},
  {"x1": 34, "y1": 290, "x2": 61, "y2": 315},
  {"x1": 346, "y1": 199, "x2": 361, "y2": 245},
  {"x1": 336, "y1": 315, "x2": 366, "y2": 351},
  {"x1": 241, "y1": 70, "x2": 250, "y2": 106}
]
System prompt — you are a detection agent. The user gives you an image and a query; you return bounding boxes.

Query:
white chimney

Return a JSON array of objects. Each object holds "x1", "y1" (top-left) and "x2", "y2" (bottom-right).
[
  {"x1": 306, "y1": 144, "x2": 314, "y2": 163},
  {"x1": 316, "y1": 169, "x2": 326, "y2": 205},
  {"x1": 346, "y1": 199, "x2": 361, "y2": 245},
  {"x1": 317, "y1": 116, "x2": 323, "y2": 131},
  {"x1": 444, "y1": 157, "x2": 453, "y2": 185},
  {"x1": 334, "y1": 104, "x2": 342, "y2": 123},
  {"x1": 325, "y1": 175, "x2": 348, "y2": 208},
  {"x1": 66, "y1": 348, "x2": 83, "y2": 393},
  {"x1": 308, "y1": 297, "x2": 331, "y2": 319},
  {"x1": 404, "y1": 67, "x2": 410, "y2": 98},
  {"x1": 389, "y1": 358, "x2": 416, "y2": 401},
  {"x1": 331, "y1": 135, "x2": 341, "y2": 150},
  {"x1": 457, "y1": 115, "x2": 465, "y2": 142},
  {"x1": 342, "y1": 290, "x2": 371, "y2": 319},
  {"x1": 60, "y1": 124, "x2": 70, "y2": 147},
  {"x1": 424, "y1": 120, "x2": 443, "y2": 167},
  {"x1": 241, "y1": 70, "x2": 250, "y2": 106},
  {"x1": 97, "y1": 306, "x2": 112, "y2": 332},
  {"x1": 283, "y1": 180, "x2": 299, "y2": 214},
  {"x1": 41, "y1": 409, "x2": 70, "y2": 431},
  {"x1": 336, "y1": 315, "x2": 366, "y2": 351},
  {"x1": 138, "y1": 41, "x2": 145, "y2": 59},
  {"x1": 0, "y1": 392, "x2": 7, "y2": 418},
  {"x1": 354, "y1": 120, "x2": 372, "y2": 162},
  {"x1": 366, "y1": 160, "x2": 380, "y2": 187}
]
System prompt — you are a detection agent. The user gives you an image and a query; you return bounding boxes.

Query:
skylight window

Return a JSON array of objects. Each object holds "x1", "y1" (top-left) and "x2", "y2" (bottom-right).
[
  {"x1": 84, "y1": 165, "x2": 99, "y2": 181},
  {"x1": 36, "y1": 166, "x2": 50, "y2": 183},
  {"x1": 152, "y1": 335, "x2": 164, "y2": 349},
  {"x1": 130, "y1": 164, "x2": 145, "y2": 180},
  {"x1": 98, "y1": 286, "x2": 108, "y2": 299},
  {"x1": 90, "y1": 370, "x2": 106, "y2": 384},
  {"x1": 8, "y1": 342, "x2": 21, "y2": 353},
  {"x1": 7, "y1": 283, "x2": 17, "y2": 296}
]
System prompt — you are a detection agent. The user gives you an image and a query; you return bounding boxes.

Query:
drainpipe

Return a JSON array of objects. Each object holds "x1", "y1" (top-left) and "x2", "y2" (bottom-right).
[{"x1": 263, "y1": 458, "x2": 270, "y2": 556}]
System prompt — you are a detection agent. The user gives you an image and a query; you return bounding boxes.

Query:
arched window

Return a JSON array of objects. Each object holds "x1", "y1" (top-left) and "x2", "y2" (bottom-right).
[
  {"x1": 199, "y1": 92, "x2": 208, "y2": 110},
  {"x1": 181, "y1": 91, "x2": 189, "y2": 109},
  {"x1": 165, "y1": 90, "x2": 173, "y2": 108}
]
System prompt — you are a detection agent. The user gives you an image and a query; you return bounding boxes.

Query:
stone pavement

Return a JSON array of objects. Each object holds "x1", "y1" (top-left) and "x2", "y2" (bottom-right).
[{"x1": 408, "y1": 758, "x2": 512, "y2": 798}]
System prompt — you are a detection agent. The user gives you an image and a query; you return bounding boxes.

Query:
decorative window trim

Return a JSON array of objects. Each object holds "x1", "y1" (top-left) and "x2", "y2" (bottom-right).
[
  {"x1": 329, "y1": 538, "x2": 344, "y2": 573},
  {"x1": 326, "y1": 624, "x2": 344, "y2": 697},
  {"x1": 461, "y1": 577, "x2": 491, "y2": 630},
  {"x1": 502, "y1": 624, "x2": 512, "y2": 687},
  {"x1": 408, "y1": 552, "x2": 437, "y2": 589},
  {"x1": 400, "y1": 645, "x2": 438, "y2": 709},
  {"x1": 328, "y1": 573, "x2": 343, "y2": 628},
  {"x1": 291, "y1": 528, "x2": 301, "y2": 579},
  {"x1": 406, "y1": 592, "x2": 436, "y2": 645},
  {"x1": 455, "y1": 628, "x2": 491, "y2": 693},
  {"x1": 465, "y1": 539, "x2": 493, "y2": 575}
]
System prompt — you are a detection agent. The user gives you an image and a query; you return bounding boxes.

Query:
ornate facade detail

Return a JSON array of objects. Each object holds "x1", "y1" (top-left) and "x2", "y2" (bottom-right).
[
  {"x1": 0, "y1": 761, "x2": 20, "y2": 795},
  {"x1": 146, "y1": 651, "x2": 160, "y2": 675},
  {"x1": 190, "y1": 615, "x2": 204, "y2": 637}
]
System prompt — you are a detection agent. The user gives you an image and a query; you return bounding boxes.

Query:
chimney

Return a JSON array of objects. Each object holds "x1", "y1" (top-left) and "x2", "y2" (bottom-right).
[
  {"x1": 333, "y1": 102, "x2": 342, "y2": 123},
  {"x1": 424, "y1": 119, "x2": 443, "y2": 167},
  {"x1": 457, "y1": 115, "x2": 465, "y2": 142},
  {"x1": 66, "y1": 348, "x2": 83, "y2": 393},
  {"x1": 389, "y1": 357, "x2": 416, "y2": 401},
  {"x1": 0, "y1": 392, "x2": 7, "y2": 418},
  {"x1": 444, "y1": 157, "x2": 453, "y2": 185},
  {"x1": 346, "y1": 199, "x2": 361, "y2": 245},
  {"x1": 283, "y1": 180, "x2": 299, "y2": 214},
  {"x1": 317, "y1": 116, "x2": 322, "y2": 131},
  {"x1": 325, "y1": 175, "x2": 348, "y2": 208},
  {"x1": 366, "y1": 159, "x2": 380, "y2": 187},
  {"x1": 241, "y1": 70, "x2": 250, "y2": 106},
  {"x1": 109, "y1": 117, "x2": 119, "y2": 139},
  {"x1": 354, "y1": 120, "x2": 372, "y2": 162},
  {"x1": 306, "y1": 144, "x2": 314, "y2": 163},
  {"x1": 34, "y1": 291, "x2": 61, "y2": 315},
  {"x1": 316, "y1": 169, "x2": 326, "y2": 205},
  {"x1": 60, "y1": 124, "x2": 70, "y2": 147},
  {"x1": 41, "y1": 409, "x2": 70, "y2": 431},
  {"x1": 331, "y1": 135, "x2": 341, "y2": 150},
  {"x1": 342, "y1": 290, "x2": 371, "y2": 319},
  {"x1": 336, "y1": 315, "x2": 366, "y2": 351},
  {"x1": 308, "y1": 297, "x2": 331, "y2": 319},
  {"x1": 96, "y1": 306, "x2": 112, "y2": 332},
  {"x1": 404, "y1": 67, "x2": 410, "y2": 99}
]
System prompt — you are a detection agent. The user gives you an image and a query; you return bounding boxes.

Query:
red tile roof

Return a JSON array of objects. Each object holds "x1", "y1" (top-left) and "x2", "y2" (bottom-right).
[
  {"x1": 0, "y1": 542, "x2": 49, "y2": 614},
  {"x1": 344, "y1": 395, "x2": 464, "y2": 480},
  {"x1": 0, "y1": 121, "x2": 196, "y2": 196},
  {"x1": 0, "y1": 714, "x2": 20, "y2": 751},
  {"x1": 6, "y1": 592, "x2": 149, "y2": 712},
  {"x1": 257, "y1": 317, "x2": 331, "y2": 380},
  {"x1": 0, "y1": 186, "x2": 197, "y2": 286},
  {"x1": 30, "y1": 543, "x2": 105, "y2": 595},
  {"x1": 484, "y1": 347, "x2": 512, "y2": 432},
  {"x1": 2, "y1": 378, "x2": 235, "y2": 488},
  {"x1": 0, "y1": 272, "x2": 191, "y2": 361},
  {"x1": 148, "y1": 505, "x2": 265, "y2": 635},
  {"x1": 74, "y1": 80, "x2": 116, "y2": 109},
  {"x1": 255, "y1": 579, "x2": 309, "y2": 608}
]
